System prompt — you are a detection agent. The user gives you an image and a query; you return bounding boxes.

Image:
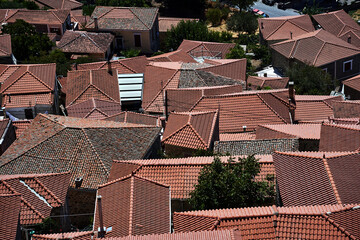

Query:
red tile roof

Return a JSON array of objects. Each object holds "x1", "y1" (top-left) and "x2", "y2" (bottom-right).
[
  {"x1": 319, "y1": 123, "x2": 360, "y2": 152},
  {"x1": 178, "y1": 40, "x2": 236, "y2": 59},
  {"x1": 201, "y1": 58, "x2": 246, "y2": 82},
  {"x1": 256, "y1": 123, "x2": 322, "y2": 140},
  {"x1": 71, "y1": 11, "x2": 89, "y2": 29},
  {"x1": 247, "y1": 76, "x2": 289, "y2": 90},
  {"x1": 32, "y1": 231, "x2": 93, "y2": 240},
  {"x1": 219, "y1": 132, "x2": 256, "y2": 141},
  {"x1": 58, "y1": 31, "x2": 114, "y2": 54},
  {"x1": 270, "y1": 29, "x2": 360, "y2": 67},
  {"x1": 158, "y1": 17, "x2": 199, "y2": 32},
  {"x1": 329, "y1": 117, "x2": 360, "y2": 125},
  {"x1": 102, "y1": 229, "x2": 241, "y2": 240},
  {"x1": 0, "y1": 193, "x2": 21, "y2": 240},
  {"x1": 0, "y1": 34, "x2": 11, "y2": 57},
  {"x1": 5, "y1": 9, "x2": 70, "y2": 25},
  {"x1": 343, "y1": 74, "x2": 360, "y2": 92},
  {"x1": 295, "y1": 95, "x2": 343, "y2": 122},
  {"x1": 173, "y1": 204, "x2": 359, "y2": 239},
  {"x1": 333, "y1": 100, "x2": 360, "y2": 118},
  {"x1": 34, "y1": 0, "x2": 83, "y2": 10},
  {"x1": 190, "y1": 89, "x2": 293, "y2": 133},
  {"x1": 87, "y1": 7, "x2": 158, "y2": 31},
  {"x1": 147, "y1": 50, "x2": 197, "y2": 63},
  {"x1": 66, "y1": 68, "x2": 120, "y2": 107},
  {"x1": 0, "y1": 114, "x2": 161, "y2": 189},
  {"x1": 12, "y1": 119, "x2": 31, "y2": 138},
  {"x1": 274, "y1": 151, "x2": 360, "y2": 207},
  {"x1": 66, "y1": 98, "x2": 122, "y2": 119},
  {"x1": 94, "y1": 174, "x2": 170, "y2": 237},
  {"x1": 0, "y1": 172, "x2": 71, "y2": 225},
  {"x1": 76, "y1": 55, "x2": 148, "y2": 73},
  {"x1": 259, "y1": 15, "x2": 315, "y2": 41},
  {"x1": 162, "y1": 111, "x2": 218, "y2": 150},
  {"x1": 109, "y1": 155, "x2": 274, "y2": 200},
  {"x1": 104, "y1": 111, "x2": 160, "y2": 126}
]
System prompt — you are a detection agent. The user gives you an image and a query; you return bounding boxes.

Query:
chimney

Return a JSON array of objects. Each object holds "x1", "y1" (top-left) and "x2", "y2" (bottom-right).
[
  {"x1": 107, "y1": 61, "x2": 112, "y2": 75},
  {"x1": 75, "y1": 177, "x2": 83, "y2": 188},
  {"x1": 94, "y1": 16, "x2": 98, "y2": 30},
  {"x1": 290, "y1": 31, "x2": 293, "y2": 39},
  {"x1": 97, "y1": 195, "x2": 105, "y2": 238},
  {"x1": 348, "y1": 35, "x2": 351, "y2": 44},
  {"x1": 164, "y1": 89, "x2": 168, "y2": 121},
  {"x1": 74, "y1": 63, "x2": 78, "y2": 70},
  {"x1": 288, "y1": 81, "x2": 295, "y2": 104},
  {"x1": 261, "y1": 22, "x2": 264, "y2": 29},
  {"x1": 242, "y1": 125, "x2": 247, "y2": 132}
]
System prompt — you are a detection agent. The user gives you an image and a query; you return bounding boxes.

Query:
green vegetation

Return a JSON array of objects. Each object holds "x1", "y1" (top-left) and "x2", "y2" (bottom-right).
[
  {"x1": 0, "y1": 0, "x2": 39, "y2": 9},
  {"x1": 226, "y1": 11, "x2": 258, "y2": 35},
  {"x1": 228, "y1": 0, "x2": 256, "y2": 11},
  {"x1": 27, "y1": 49, "x2": 71, "y2": 76},
  {"x1": 189, "y1": 155, "x2": 275, "y2": 210},
  {"x1": 120, "y1": 49, "x2": 141, "y2": 58},
  {"x1": 158, "y1": 0, "x2": 207, "y2": 19},
  {"x1": 206, "y1": 8, "x2": 222, "y2": 26}
]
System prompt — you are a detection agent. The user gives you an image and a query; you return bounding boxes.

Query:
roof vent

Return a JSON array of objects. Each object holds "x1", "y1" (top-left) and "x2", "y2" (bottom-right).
[
  {"x1": 242, "y1": 125, "x2": 247, "y2": 132},
  {"x1": 75, "y1": 177, "x2": 83, "y2": 188},
  {"x1": 353, "y1": 206, "x2": 360, "y2": 210},
  {"x1": 326, "y1": 211, "x2": 332, "y2": 215}
]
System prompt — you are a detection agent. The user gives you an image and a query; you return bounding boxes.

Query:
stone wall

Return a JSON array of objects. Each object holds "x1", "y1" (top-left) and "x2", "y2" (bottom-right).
[{"x1": 214, "y1": 138, "x2": 299, "y2": 155}]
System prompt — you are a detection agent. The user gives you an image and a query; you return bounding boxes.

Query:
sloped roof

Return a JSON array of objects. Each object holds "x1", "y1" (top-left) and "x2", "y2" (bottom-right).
[
  {"x1": 58, "y1": 31, "x2": 114, "y2": 54},
  {"x1": 0, "y1": 172, "x2": 70, "y2": 225},
  {"x1": 173, "y1": 204, "x2": 360, "y2": 239},
  {"x1": 94, "y1": 174, "x2": 170, "y2": 237},
  {"x1": 0, "y1": 34, "x2": 11, "y2": 57},
  {"x1": 34, "y1": 0, "x2": 83, "y2": 10},
  {"x1": 178, "y1": 40, "x2": 235, "y2": 59},
  {"x1": 66, "y1": 98, "x2": 122, "y2": 119},
  {"x1": 295, "y1": 95, "x2": 343, "y2": 123},
  {"x1": 329, "y1": 117, "x2": 360, "y2": 125},
  {"x1": 259, "y1": 15, "x2": 315, "y2": 41},
  {"x1": 87, "y1": 7, "x2": 158, "y2": 31},
  {"x1": 256, "y1": 123, "x2": 322, "y2": 140},
  {"x1": 5, "y1": 9, "x2": 70, "y2": 25},
  {"x1": 12, "y1": 119, "x2": 31, "y2": 138},
  {"x1": 76, "y1": 55, "x2": 148, "y2": 73},
  {"x1": 104, "y1": 111, "x2": 160, "y2": 126},
  {"x1": 32, "y1": 231, "x2": 93, "y2": 240},
  {"x1": 247, "y1": 76, "x2": 289, "y2": 90},
  {"x1": 162, "y1": 111, "x2": 218, "y2": 150},
  {"x1": 158, "y1": 17, "x2": 198, "y2": 32},
  {"x1": 319, "y1": 123, "x2": 360, "y2": 152},
  {"x1": 219, "y1": 132, "x2": 256, "y2": 141},
  {"x1": 343, "y1": 74, "x2": 360, "y2": 92},
  {"x1": 333, "y1": 100, "x2": 360, "y2": 118},
  {"x1": 0, "y1": 114, "x2": 161, "y2": 189},
  {"x1": 147, "y1": 50, "x2": 197, "y2": 63},
  {"x1": 190, "y1": 89, "x2": 293, "y2": 133},
  {"x1": 270, "y1": 29, "x2": 360, "y2": 67},
  {"x1": 71, "y1": 10, "x2": 89, "y2": 29},
  {"x1": 66, "y1": 68, "x2": 120, "y2": 107},
  {"x1": 109, "y1": 155, "x2": 274, "y2": 200},
  {"x1": 0, "y1": 194, "x2": 21, "y2": 239},
  {"x1": 274, "y1": 151, "x2": 360, "y2": 206}
]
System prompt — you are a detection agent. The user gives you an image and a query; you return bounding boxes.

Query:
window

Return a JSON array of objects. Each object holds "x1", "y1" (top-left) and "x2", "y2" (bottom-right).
[
  {"x1": 322, "y1": 68, "x2": 327, "y2": 73},
  {"x1": 50, "y1": 28, "x2": 60, "y2": 34},
  {"x1": 343, "y1": 60, "x2": 353, "y2": 72},
  {"x1": 24, "y1": 109, "x2": 34, "y2": 119},
  {"x1": 134, "y1": 33, "x2": 141, "y2": 47}
]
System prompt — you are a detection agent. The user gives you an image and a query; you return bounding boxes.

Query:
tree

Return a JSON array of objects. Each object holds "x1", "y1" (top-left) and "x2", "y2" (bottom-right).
[
  {"x1": 2, "y1": 19, "x2": 53, "y2": 61},
  {"x1": 189, "y1": 155, "x2": 275, "y2": 210},
  {"x1": 27, "y1": 49, "x2": 71, "y2": 76},
  {"x1": 286, "y1": 62, "x2": 335, "y2": 95},
  {"x1": 228, "y1": 0, "x2": 256, "y2": 11},
  {"x1": 206, "y1": 8, "x2": 222, "y2": 27},
  {"x1": 157, "y1": 0, "x2": 207, "y2": 19},
  {"x1": 227, "y1": 11, "x2": 258, "y2": 35}
]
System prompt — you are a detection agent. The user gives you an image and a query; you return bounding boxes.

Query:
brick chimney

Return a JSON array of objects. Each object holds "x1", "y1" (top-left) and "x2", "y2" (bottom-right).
[
  {"x1": 97, "y1": 195, "x2": 105, "y2": 238},
  {"x1": 107, "y1": 60, "x2": 112, "y2": 75},
  {"x1": 94, "y1": 17, "x2": 98, "y2": 30},
  {"x1": 288, "y1": 81, "x2": 296, "y2": 123}
]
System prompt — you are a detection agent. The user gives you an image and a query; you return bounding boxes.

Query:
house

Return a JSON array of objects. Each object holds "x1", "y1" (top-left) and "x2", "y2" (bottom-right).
[
  {"x1": 70, "y1": 10, "x2": 89, "y2": 30},
  {"x1": 108, "y1": 155, "x2": 274, "y2": 211},
  {"x1": 295, "y1": 95, "x2": 343, "y2": 123},
  {"x1": 58, "y1": 31, "x2": 115, "y2": 60},
  {"x1": 274, "y1": 151, "x2": 360, "y2": 206},
  {"x1": 32, "y1": 231, "x2": 93, "y2": 240},
  {"x1": 319, "y1": 123, "x2": 360, "y2": 151},
  {"x1": 86, "y1": 7, "x2": 159, "y2": 54},
  {"x1": 147, "y1": 50, "x2": 197, "y2": 63},
  {"x1": 0, "y1": 194, "x2": 21, "y2": 240},
  {"x1": 342, "y1": 74, "x2": 360, "y2": 99},
  {"x1": 162, "y1": 111, "x2": 219, "y2": 156},
  {"x1": 4, "y1": 9, "x2": 71, "y2": 40},
  {"x1": 66, "y1": 98, "x2": 122, "y2": 119},
  {"x1": 256, "y1": 123, "x2": 322, "y2": 151},
  {"x1": 270, "y1": 29, "x2": 360, "y2": 80},
  {"x1": 258, "y1": 15, "x2": 315, "y2": 45},
  {"x1": 246, "y1": 76, "x2": 289, "y2": 90},
  {"x1": 0, "y1": 119, "x2": 16, "y2": 155},
  {"x1": 66, "y1": 68, "x2": 120, "y2": 107},
  {"x1": 142, "y1": 60, "x2": 245, "y2": 114},
  {"x1": 0, "y1": 172, "x2": 71, "y2": 226},
  {"x1": 104, "y1": 111, "x2": 161, "y2": 126},
  {"x1": 313, "y1": 9, "x2": 360, "y2": 48},
  {"x1": 332, "y1": 100, "x2": 360, "y2": 118},
  {"x1": 0, "y1": 63, "x2": 58, "y2": 119},
  {"x1": 33, "y1": 0, "x2": 83, "y2": 10},
  {"x1": 0, "y1": 34, "x2": 15, "y2": 64},
  {"x1": 173, "y1": 204, "x2": 360, "y2": 239},
  {"x1": 93, "y1": 174, "x2": 170, "y2": 238}
]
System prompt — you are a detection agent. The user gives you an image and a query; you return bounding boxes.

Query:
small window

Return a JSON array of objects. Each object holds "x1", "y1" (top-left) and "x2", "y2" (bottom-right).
[
  {"x1": 50, "y1": 28, "x2": 60, "y2": 34},
  {"x1": 343, "y1": 60, "x2": 353, "y2": 72},
  {"x1": 24, "y1": 109, "x2": 34, "y2": 119},
  {"x1": 134, "y1": 34, "x2": 141, "y2": 47}
]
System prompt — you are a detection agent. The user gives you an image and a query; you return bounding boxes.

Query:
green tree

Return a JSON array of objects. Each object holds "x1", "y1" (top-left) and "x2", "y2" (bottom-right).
[
  {"x1": 189, "y1": 155, "x2": 275, "y2": 210},
  {"x1": 0, "y1": 0, "x2": 39, "y2": 9},
  {"x1": 227, "y1": 11, "x2": 258, "y2": 35},
  {"x1": 94, "y1": 0, "x2": 149, "y2": 7},
  {"x1": 206, "y1": 8, "x2": 222, "y2": 27},
  {"x1": 286, "y1": 62, "x2": 335, "y2": 95},
  {"x1": 2, "y1": 19, "x2": 53, "y2": 61},
  {"x1": 158, "y1": 0, "x2": 207, "y2": 19},
  {"x1": 27, "y1": 49, "x2": 71, "y2": 76},
  {"x1": 224, "y1": 0, "x2": 255, "y2": 11}
]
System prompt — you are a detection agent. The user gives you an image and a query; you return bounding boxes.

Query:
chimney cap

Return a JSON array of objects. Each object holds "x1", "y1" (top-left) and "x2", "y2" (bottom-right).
[
  {"x1": 97, "y1": 195, "x2": 102, "y2": 199},
  {"x1": 289, "y1": 81, "x2": 294, "y2": 85}
]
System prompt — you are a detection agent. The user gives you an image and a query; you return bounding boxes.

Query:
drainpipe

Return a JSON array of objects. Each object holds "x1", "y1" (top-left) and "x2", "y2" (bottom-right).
[{"x1": 97, "y1": 195, "x2": 105, "y2": 238}]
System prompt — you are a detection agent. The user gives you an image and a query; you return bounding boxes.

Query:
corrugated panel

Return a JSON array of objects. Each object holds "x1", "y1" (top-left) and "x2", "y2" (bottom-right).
[{"x1": 118, "y1": 73, "x2": 144, "y2": 102}]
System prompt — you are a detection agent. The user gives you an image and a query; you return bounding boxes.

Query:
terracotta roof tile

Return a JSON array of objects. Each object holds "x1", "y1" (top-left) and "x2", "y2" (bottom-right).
[
  {"x1": 256, "y1": 123, "x2": 322, "y2": 140},
  {"x1": 270, "y1": 29, "x2": 360, "y2": 67},
  {"x1": 87, "y1": 7, "x2": 158, "y2": 31},
  {"x1": 219, "y1": 132, "x2": 256, "y2": 141},
  {"x1": 178, "y1": 40, "x2": 235, "y2": 59},
  {"x1": 3, "y1": 93, "x2": 53, "y2": 108},
  {"x1": 0, "y1": 114, "x2": 161, "y2": 189},
  {"x1": 333, "y1": 100, "x2": 360, "y2": 118},
  {"x1": 0, "y1": 193, "x2": 21, "y2": 240},
  {"x1": 274, "y1": 151, "x2": 360, "y2": 207},
  {"x1": 319, "y1": 123, "x2": 360, "y2": 151},
  {"x1": 0, "y1": 172, "x2": 70, "y2": 225},
  {"x1": 58, "y1": 31, "x2": 114, "y2": 54},
  {"x1": 201, "y1": 58, "x2": 246, "y2": 82},
  {"x1": 148, "y1": 50, "x2": 197, "y2": 63},
  {"x1": 104, "y1": 111, "x2": 160, "y2": 126},
  {"x1": 109, "y1": 155, "x2": 274, "y2": 200},
  {"x1": 162, "y1": 111, "x2": 218, "y2": 150},
  {"x1": 329, "y1": 117, "x2": 360, "y2": 125},
  {"x1": 12, "y1": 119, "x2": 31, "y2": 138},
  {"x1": 71, "y1": 11, "x2": 89, "y2": 29},
  {"x1": 247, "y1": 76, "x2": 289, "y2": 90},
  {"x1": 94, "y1": 174, "x2": 170, "y2": 237},
  {"x1": 259, "y1": 15, "x2": 315, "y2": 41},
  {"x1": 5, "y1": 9, "x2": 70, "y2": 25},
  {"x1": 34, "y1": 0, "x2": 83, "y2": 10},
  {"x1": 158, "y1": 17, "x2": 198, "y2": 32},
  {"x1": 66, "y1": 98, "x2": 122, "y2": 119},
  {"x1": 343, "y1": 74, "x2": 360, "y2": 92},
  {"x1": 0, "y1": 34, "x2": 11, "y2": 57},
  {"x1": 66, "y1": 68, "x2": 120, "y2": 107}
]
